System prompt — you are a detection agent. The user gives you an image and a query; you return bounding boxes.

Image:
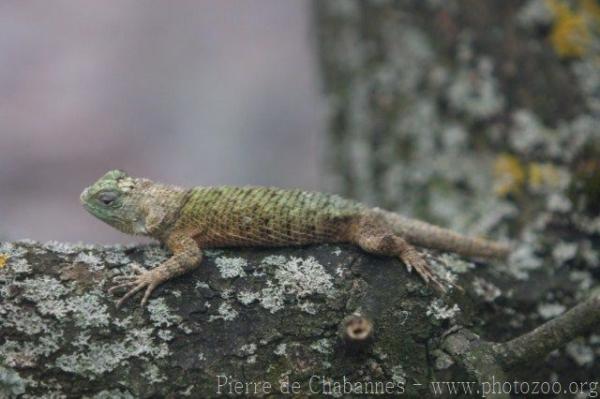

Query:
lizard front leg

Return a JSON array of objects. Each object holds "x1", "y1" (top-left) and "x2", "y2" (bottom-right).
[{"x1": 109, "y1": 234, "x2": 202, "y2": 307}]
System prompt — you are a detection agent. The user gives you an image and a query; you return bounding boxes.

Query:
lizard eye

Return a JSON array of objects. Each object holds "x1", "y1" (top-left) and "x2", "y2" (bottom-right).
[{"x1": 97, "y1": 191, "x2": 118, "y2": 206}]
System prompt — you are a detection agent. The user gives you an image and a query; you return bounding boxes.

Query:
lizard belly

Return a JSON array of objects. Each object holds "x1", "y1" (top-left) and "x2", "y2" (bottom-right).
[
  {"x1": 188, "y1": 209, "x2": 357, "y2": 248},
  {"x1": 192, "y1": 217, "x2": 346, "y2": 248}
]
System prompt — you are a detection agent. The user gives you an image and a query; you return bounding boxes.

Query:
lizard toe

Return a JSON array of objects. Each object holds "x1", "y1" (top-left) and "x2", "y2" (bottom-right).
[
  {"x1": 108, "y1": 281, "x2": 137, "y2": 294},
  {"x1": 140, "y1": 282, "x2": 160, "y2": 307},
  {"x1": 116, "y1": 282, "x2": 147, "y2": 308}
]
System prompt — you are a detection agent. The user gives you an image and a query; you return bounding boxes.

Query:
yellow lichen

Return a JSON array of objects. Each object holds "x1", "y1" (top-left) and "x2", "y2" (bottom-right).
[
  {"x1": 582, "y1": 0, "x2": 600, "y2": 19},
  {"x1": 546, "y1": 0, "x2": 600, "y2": 58},
  {"x1": 528, "y1": 162, "x2": 564, "y2": 190},
  {"x1": 0, "y1": 254, "x2": 8, "y2": 269},
  {"x1": 494, "y1": 154, "x2": 526, "y2": 196},
  {"x1": 494, "y1": 154, "x2": 565, "y2": 196}
]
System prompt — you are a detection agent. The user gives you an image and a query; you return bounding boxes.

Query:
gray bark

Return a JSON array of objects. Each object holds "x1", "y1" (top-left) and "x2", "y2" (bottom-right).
[
  {"x1": 314, "y1": 0, "x2": 600, "y2": 393},
  {"x1": 1, "y1": 241, "x2": 599, "y2": 398}
]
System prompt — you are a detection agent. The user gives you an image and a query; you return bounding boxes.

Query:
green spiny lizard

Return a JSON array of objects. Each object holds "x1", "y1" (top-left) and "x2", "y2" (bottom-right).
[{"x1": 80, "y1": 170, "x2": 510, "y2": 307}]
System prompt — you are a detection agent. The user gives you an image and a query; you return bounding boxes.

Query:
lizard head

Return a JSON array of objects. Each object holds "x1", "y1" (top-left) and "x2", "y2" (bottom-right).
[{"x1": 80, "y1": 169, "x2": 151, "y2": 235}]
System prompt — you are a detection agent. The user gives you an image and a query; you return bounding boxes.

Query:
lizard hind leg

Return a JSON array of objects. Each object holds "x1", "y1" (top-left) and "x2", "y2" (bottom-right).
[{"x1": 351, "y1": 219, "x2": 450, "y2": 294}]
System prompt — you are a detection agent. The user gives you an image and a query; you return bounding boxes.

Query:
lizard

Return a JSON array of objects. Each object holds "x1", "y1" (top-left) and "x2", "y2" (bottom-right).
[{"x1": 80, "y1": 170, "x2": 511, "y2": 308}]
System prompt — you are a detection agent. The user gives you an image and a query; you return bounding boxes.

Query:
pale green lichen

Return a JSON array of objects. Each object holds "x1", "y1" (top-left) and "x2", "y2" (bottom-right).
[
  {"x1": 471, "y1": 277, "x2": 501, "y2": 303},
  {"x1": 141, "y1": 364, "x2": 167, "y2": 384},
  {"x1": 6, "y1": 257, "x2": 31, "y2": 274},
  {"x1": 215, "y1": 256, "x2": 247, "y2": 279},
  {"x1": 261, "y1": 255, "x2": 287, "y2": 265},
  {"x1": 298, "y1": 301, "x2": 318, "y2": 315},
  {"x1": 552, "y1": 242, "x2": 578, "y2": 264},
  {"x1": 239, "y1": 343, "x2": 257, "y2": 357},
  {"x1": 274, "y1": 343, "x2": 287, "y2": 357},
  {"x1": 236, "y1": 290, "x2": 259, "y2": 305},
  {"x1": 517, "y1": 0, "x2": 553, "y2": 27},
  {"x1": 55, "y1": 327, "x2": 167, "y2": 379},
  {"x1": 326, "y1": 0, "x2": 360, "y2": 19},
  {"x1": 435, "y1": 254, "x2": 475, "y2": 274},
  {"x1": 573, "y1": 58, "x2": 600, "y2": 112},
  {"x1": 178, "y1": 322, "x2": 194, "y2": 335},
  {"x1": 509, "y1": 110, "x2": 556, "y2": 154},
  {"x1": 179, "y1": 385, "x2": 195, "y2": 396},
  {"x1": 194, "y1": 280, "x2": 210, "y2": 290},
  {"x1": 507, "y1": 243, "x2": 543, "y2": 280},
  {"x1": 88, "y1": 389, "x2": 135, "y2": 399},
  {"x1": 220, "y1": 288, "x2": 233, "y2": 299},
  {"x1": 0, "y1": 303, "x2": 48, "y2": 335},
  {"x1": 573, "y1": 214, "x2": 600, "y2": 234},
  {"x1": 447, "y1": 56, "x2": 505, "y2": 120},
  {"x1": 18, "y1": 276, "x2": 71, "y2": 302},
  {"x1": 68, "y1": 293, "x2": 110, "y2": 328},
  {"x1": 74, "y1": 252, "x2": 104, "y2": 271},
  {"x1": 426, "y1": 299, "x2": 461, "y2": 320},
  {"x1": 10, "y1": 279, "x2": 108, "y2": 331},
  {"x1": 546, "y1": 192, "x2": 572, "y2": 212},
  {"x1": 0, "y1": 365, "x2": 26, "y2": 397},
  {"x1": 311, "y1": 338, "x2": 334, "y2": 355},
  {"x1": 204, "y1": 249, "x2": 224, "y2": 257},
  {"x1": 390, "y1": 365, "x2": 406, "y2": 385},
  {"x1": 147, "y1": 297, "x2": 182, "y2": 328},
  {"x1": 570, "y1": 270, "x2": 594, "y2": 293},
  {"x1": 13, "y1": 238, "x2": 37, "y2": 246},
  {"x1": 257, "y1": 256, "x2": 337, "y2": 314},
  {"x1": 565, "y1": 340, "x2": 595, "y2": 366},
  {"x1": 208, "y1": 301, "x2": 238, "y2": 322},
  {"x1": 266, "y1": 256, "x2": 336, "y2": 299},
  {"x1": 1, "y1": 334, "x2": 62, "y2": 369},
  {"x1": 157, "y1": 329, "x2": 174, "y2": 341},
  {"x1": 537, "y1": 302, "x2": 566, "y2": 319},
  {"x1": 0, "y1": 243, "x2": 187, "y2": 394},
  {"x1": 259, "y1": 282, "x2": 286, "y2": 313},
  {"x1": 102, "y1": 248, "x2": 132, "y2": 266},
  {"x1": 0, "y1": 242, "x2": 28, "y2": 258},
  {"x1": 111, "y1": 315, "x2": 134, "y2": 330},
  {"x1": 42, "y1": 241, "x2": 95, "y2": 255}
]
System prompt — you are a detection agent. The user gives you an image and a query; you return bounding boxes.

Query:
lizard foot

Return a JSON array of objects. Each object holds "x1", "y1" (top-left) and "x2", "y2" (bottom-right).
[
  {"x1": 109, "y1": 263, "x2": 163, "y2": 308},
  {"x1": 400, "y1": 250, "x2": 452, "y2": 294}
]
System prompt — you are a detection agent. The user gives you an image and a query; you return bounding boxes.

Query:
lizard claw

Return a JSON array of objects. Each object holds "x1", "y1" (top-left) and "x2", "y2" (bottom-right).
[
  {"x1": 400, "y1": 251, "x2": 451, "y2": 294},
  {"x1": 109, "y1": 263, "x2": 161, "y2": 308}
]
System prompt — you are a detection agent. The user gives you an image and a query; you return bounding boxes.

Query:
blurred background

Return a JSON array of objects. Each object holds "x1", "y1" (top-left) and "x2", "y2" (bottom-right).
[
  {"x1": 1, "y1": 0, "x2": 599, "y2": 255},
  {"x1": 0, "y1": 0, "x2": 323, "y2": 242},
  {"x1": 2, "y1": 0, "x2": 600, "y2": 390}
]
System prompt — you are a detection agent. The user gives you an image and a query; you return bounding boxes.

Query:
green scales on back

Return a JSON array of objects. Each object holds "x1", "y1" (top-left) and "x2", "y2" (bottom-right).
[
  {"x1": 81, "y1": 170, "x2": 511, "y2": 307},
  {"x1": 177, "y1": 186, "x2": 366, "y2": 247}
]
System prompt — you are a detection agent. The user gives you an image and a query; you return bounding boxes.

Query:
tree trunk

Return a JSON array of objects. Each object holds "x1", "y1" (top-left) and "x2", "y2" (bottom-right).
[
  {"x1": 2, "y1": 1, "x2": 600, "y2": 397},
  {"x1": 314, "y1": 0, "x2": 600, "y2": 395},
  {"x1": 1, "y1": 240, "x2": 599, "y2": 398}
]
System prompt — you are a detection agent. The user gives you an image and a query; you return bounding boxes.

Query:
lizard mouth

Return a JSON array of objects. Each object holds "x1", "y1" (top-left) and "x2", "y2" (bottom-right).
[{"x1": 80, "y1": 187, "x2": 90, "y2": 204}]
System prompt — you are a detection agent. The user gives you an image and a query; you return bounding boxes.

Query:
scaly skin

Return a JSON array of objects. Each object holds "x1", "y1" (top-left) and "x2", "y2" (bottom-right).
[{"x1": 81, "y1": 170, "x2": 510, "y2": 307}]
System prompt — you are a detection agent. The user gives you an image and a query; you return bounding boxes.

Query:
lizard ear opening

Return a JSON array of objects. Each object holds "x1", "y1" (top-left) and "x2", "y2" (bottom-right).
[{"x1": 144, "y1": 206, "x2": 167, "y2": 234}]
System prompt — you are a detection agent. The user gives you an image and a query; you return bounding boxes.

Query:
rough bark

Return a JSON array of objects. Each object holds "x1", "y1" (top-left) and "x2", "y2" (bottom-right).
[
  {"x1": 1, "y1": 241, "x2": 599, "y2": 398},
  {"x1": 314, "y1": 0, "x2": 600, "y2": 393}
]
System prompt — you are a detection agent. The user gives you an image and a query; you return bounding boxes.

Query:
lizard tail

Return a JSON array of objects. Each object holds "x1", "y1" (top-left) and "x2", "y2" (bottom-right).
[{"x1": 374, "y1": 208, "x2": 511, "y2": 259}]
